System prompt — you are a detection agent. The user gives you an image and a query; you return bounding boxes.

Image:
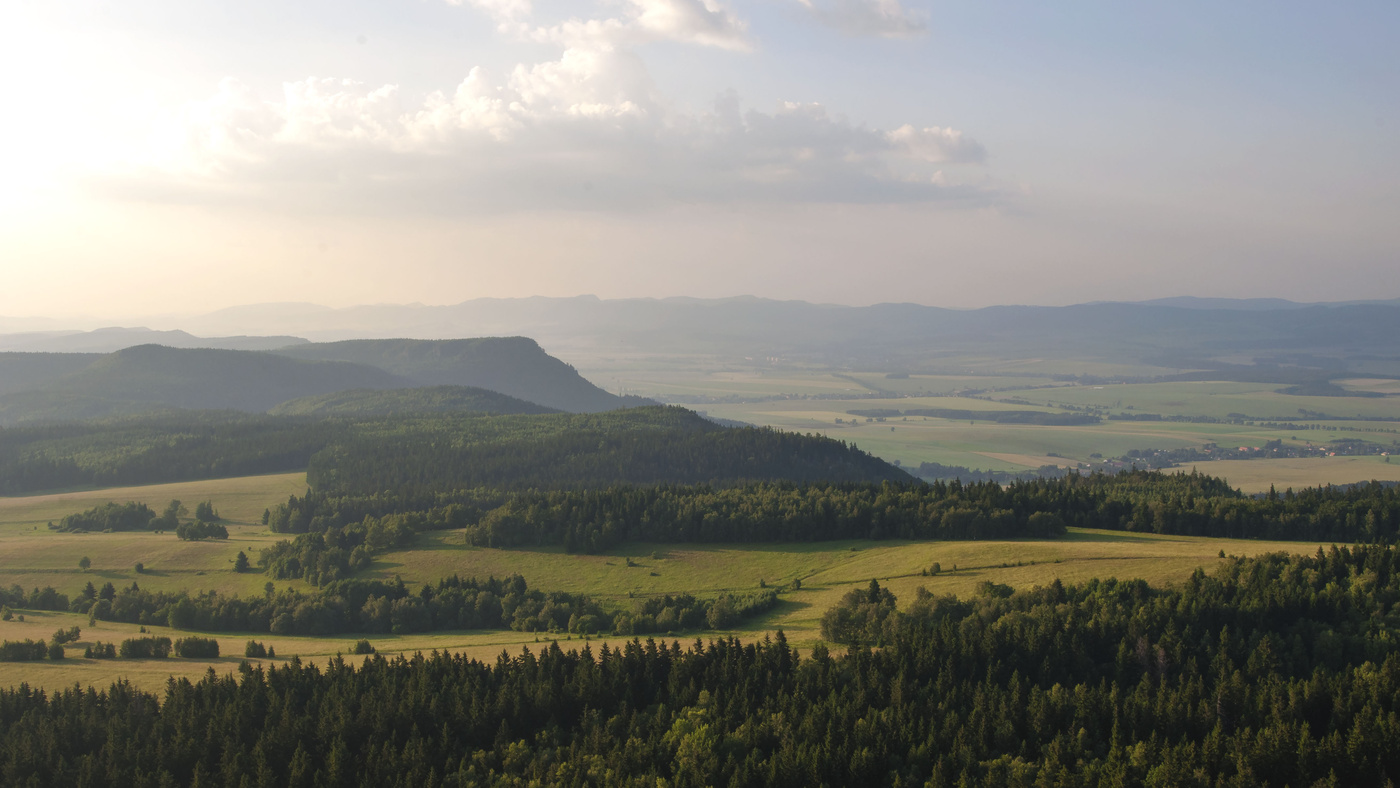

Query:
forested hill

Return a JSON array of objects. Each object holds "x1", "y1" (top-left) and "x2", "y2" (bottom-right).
[
  {"x1": 273, "y1": 337, "x2": 645, "y2": 413},
  {"x1": 0, "y1": 345, "x2": 403, "y2": 424},
  {"x1": 308, "y1": 406, "x2": 911, "y2": 494},
  {"x1": 0, "y1": 337, "x2": 642, "y2": 424},
  {"x1": 268, "y1": 386, "x2": 559, "y2": 417},
  {"x1": 0, "y1": 352, "x2": 102, "y2": 395},
  {"x1": 0, "y1": 407, "x2": 908, "y2": 495}
]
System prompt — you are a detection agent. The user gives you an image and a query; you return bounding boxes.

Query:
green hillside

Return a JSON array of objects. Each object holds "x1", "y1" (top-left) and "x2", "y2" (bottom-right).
[
  {"x1": 0, "y1": 345, "x2": 403, "y2": 424},
  {"x1": 0, "y1": 406, "x2": 907, "y2": 495},
  {"x1": 274, "y1": 337, "x2": 642, "y2": 413},
  {"x1": 268, "y1": 386, "x2": 559, "y2": 417},
  {"x1": 0, "y1": 352, "x2": 102, "y2": 395},
  {"x1": 306, "y1": 406, "x2": 911, "y2": 494}
]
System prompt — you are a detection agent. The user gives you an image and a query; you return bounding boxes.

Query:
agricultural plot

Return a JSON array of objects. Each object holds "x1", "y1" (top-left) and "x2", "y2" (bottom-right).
[
  {"x1": 1185, "y1": 456, "x2": 1400, "y2": 493},
  {"x1": 0, "y1": 525, "x2": 1334, "y2": 692},
  {"x1": 678, "y1": 369, "x2": 1400, "y2": 489},
  {"x1": 990, "y1": 380, "x2": 1400, "y2": 421}
]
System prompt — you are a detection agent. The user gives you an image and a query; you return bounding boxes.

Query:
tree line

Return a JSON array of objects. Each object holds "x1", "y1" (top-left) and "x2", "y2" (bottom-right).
[
  {"x1": 71, "y1": 574, "x2": 779, "y2": 639},
  {"x1": 56, "y1": 499, "x2": 226, "y2": 539},
  {"x1": 8, "y1": 545, "x2": 1400, "y2": 785},
  {"x1": 259, "y1": 471, "x2": 1400, "y2": 570},
  {"x1": 259, "y1": 480, "x2": 1066, "y2": 572}
]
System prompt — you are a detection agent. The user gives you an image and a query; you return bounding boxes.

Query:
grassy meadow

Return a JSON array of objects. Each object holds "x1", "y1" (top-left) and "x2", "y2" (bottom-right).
[
  {"x1": 2, "y1": 361, "x2": 1397, "y2": 691},
  {"x1": 0, "y1": 472, "x2": 1348, "y2": 692}
]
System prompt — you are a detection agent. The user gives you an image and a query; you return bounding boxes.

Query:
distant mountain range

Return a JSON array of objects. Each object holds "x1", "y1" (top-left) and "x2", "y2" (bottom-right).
[
  {"x1": 0, "y1": 327, "x2": 308, "y2": 353},
  {"x1": 3, "y1": 295, "x2": 1399, "y2": 385},
  {"x1": 157, "y1": 296, "x2": 1400, "y2": 372},
  {"x1": 0, "y1": 338, "x2": 644, "y2": 425}
]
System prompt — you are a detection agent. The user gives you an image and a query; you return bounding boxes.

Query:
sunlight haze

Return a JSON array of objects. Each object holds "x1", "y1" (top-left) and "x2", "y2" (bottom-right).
[{"x1": 2, "y1": 0, "x2": 1397, "y2": 319}]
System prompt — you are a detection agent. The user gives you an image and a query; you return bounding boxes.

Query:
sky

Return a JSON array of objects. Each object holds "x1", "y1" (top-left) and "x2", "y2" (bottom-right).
[{"x1": 1, "y1": 0, "x2": 1397, "y2": 321}]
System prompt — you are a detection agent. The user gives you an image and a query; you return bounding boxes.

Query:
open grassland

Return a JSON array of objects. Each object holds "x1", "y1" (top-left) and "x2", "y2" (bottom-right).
[
  {"x1": 0, "y1": 473, "x2": 311, "y2": 599},
  {"x1": 0, "y1": 473, "x2": 308, "y2": 536},
  {"x1": 1189, "y1": 457, "x2": 1400, "y2": 493},
  {"x1": 0, "y1": 472, "x2": 1344, "y2": 692},
  {"x1": 1338, "y1": 378, "x2": 1400, "y2": 395},
  {"x1": 0, "y1": 442, "x2": 1393, "y2": 692}
]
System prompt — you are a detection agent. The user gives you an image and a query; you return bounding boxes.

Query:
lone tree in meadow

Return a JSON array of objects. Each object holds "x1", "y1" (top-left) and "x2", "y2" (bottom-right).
[
  {"x1": 78, "y1": 556, "x2": 91, "y2": 571},
  {"x1": 233, "y1": 551, "x2": 250, "y2": 573}
]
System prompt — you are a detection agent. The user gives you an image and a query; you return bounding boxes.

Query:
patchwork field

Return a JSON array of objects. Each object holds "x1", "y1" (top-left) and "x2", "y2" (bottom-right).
[
  {"x1": 608, "y1": 365, "x2": 1400, "y2": 489},
  {"x1": 0, "y1": 473, "x2": 1347, "y2": 692}
]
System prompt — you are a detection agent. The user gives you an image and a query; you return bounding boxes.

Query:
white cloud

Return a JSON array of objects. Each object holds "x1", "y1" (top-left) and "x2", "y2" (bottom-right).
[
  {"x1": 100, "y1": 0, "x2": 981, "y2": 211},
  {"x1": 796, "y1": 0, "x2": 928, "y2": 38},
  {"x1": 886, "y1": 124, "x2": 986, "y2": 164},
  {"x1": 529, "y1": 0, "x2": 751, "y2": 51},
  {"x1": 630, "y1": 0, "x2": 751, "y2": 50}
]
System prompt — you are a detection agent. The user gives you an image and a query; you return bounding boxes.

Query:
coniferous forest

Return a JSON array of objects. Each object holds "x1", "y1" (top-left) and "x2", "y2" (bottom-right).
[
  {"x1": 6, "y1": 395, "x2": 1400, "y2": 784},
  {"x1": 4, "y1": 546, "x2": 1400, "y2": 785}
]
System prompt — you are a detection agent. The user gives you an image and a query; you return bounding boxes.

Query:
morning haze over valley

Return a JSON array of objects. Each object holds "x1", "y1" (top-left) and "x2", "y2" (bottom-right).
[{"x1": 2, "y1": 1, "x2": 1398, "y2": 785}]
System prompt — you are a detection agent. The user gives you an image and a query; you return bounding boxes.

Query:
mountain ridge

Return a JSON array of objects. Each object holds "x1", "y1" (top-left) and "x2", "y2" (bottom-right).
[{"x1": 0, "y1": 338, "x2": 639, "y2": 425}]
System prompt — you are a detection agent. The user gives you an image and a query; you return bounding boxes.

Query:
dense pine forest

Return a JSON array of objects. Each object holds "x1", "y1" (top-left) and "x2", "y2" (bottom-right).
[
  {"x1": 258, "y1": 471, "x2": 1400, "y2": 571},
  {"x1": 20, "y1": 574, "x2": 778, "y2": 639},
  {"x1": 4, "y1": 546, "x2": 1400, "y2": 785},
  {"x1": 0, "y1": 407, "x2": 904, "y2": 495}
]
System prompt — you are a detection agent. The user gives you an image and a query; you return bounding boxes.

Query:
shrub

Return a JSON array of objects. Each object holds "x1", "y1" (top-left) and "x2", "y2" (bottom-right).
[
  {"x1": 84, "y1": 642, "x2": 117, "y2": 659},
  {"x1": 47, "y1": 642, "x2": 65, "y2": 660},
  {"x1": 0, "y1": 640, "x2": 49, "y2": 661},
  {"x1": 350, "y1": 639, "x2": 376, "y2": 655},
  {"x1": 173, "y1": 637, "x2": 220, "y2": 658},
  {"x1": 118, "y1": 636, "x2": 172, "y2": 659}
]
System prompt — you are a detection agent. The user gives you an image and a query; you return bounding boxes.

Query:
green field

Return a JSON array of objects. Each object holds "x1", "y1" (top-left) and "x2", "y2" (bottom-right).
[
  {"x1": 0, "y1": 473, "x2": 1347, "y2": 691},
  {"x1": 0, "y1": 473, "x2": 312, "y2": 598},
  {"x1": 989, "y1": 379, "x2": 1400, "y2": 421},
  {"x1": 630, "y1": 366, "x2": 1400, "y2": 489}
]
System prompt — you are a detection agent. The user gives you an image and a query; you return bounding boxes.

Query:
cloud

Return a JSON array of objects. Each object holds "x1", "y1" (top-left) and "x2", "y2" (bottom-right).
[
  {"x1": 528, "y1": 0, "x2": 751, "y2": 51},
  {"x1": 630, "y1": 0, "x2": 751, "y2": 50},
  {"x1": 886, "y1": 124, "x2": 986, "y2": 164},
  {"x1": 795, "y1": 0, "x2": 928, "y2": 38},
  {"x1": 99, "y1": 0, "x2": 983, "y2": 212}
]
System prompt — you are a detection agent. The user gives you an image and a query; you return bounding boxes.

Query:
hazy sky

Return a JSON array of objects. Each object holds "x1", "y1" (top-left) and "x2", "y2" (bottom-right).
[{"x1": 2, "y1": 0, "x2": 1397, "y2": 320}]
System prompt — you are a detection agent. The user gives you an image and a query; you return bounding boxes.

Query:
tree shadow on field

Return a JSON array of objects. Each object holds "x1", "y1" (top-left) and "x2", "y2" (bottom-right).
[
  {"x1": 1061, "y1": 529, "x2": 1163, "y2": 544},
  {"x1": 741, "y1": 598, "x2": 811, "y2": 630}
]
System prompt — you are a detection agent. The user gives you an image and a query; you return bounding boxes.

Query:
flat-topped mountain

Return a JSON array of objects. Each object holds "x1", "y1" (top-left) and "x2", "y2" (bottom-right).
[
  {"x1": 272, "y1": 337, "x2": 647, "y2": 413},
  {"x1": 0, "y1": 338, "x2": 640, "y2": 425}
]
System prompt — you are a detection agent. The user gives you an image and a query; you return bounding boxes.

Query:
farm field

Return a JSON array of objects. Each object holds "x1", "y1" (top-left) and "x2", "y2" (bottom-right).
[
  {"x1": 0, "y1": 471, "x2": 1348, "y2": 691},
  {"x1": 1184, "y1": 456, "x2": 1400, "y2": 493},
  {"x1": 577, "y1": 355, "x2": 1188, "y2": 390},
  {"x1": 639, "y1": 366, "x2": 1400, "y2": 489},
  {"x1": 704, "y1": 399, "x2": 1400, "y2": 475},
  {"x1": 988, "y1": 380, "x2": 1400, "y2": 421}
]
